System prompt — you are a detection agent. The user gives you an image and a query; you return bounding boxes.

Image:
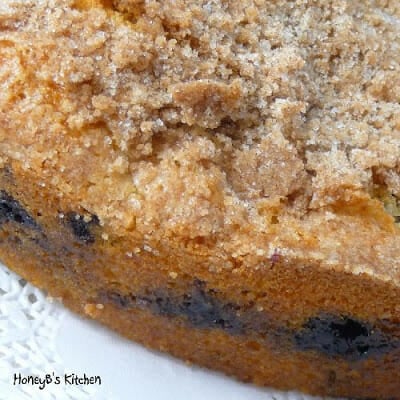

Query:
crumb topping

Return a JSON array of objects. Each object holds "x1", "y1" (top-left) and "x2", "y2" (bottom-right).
[{"x1": 0, "y1": 0, "x2": 399, "y2": 279}]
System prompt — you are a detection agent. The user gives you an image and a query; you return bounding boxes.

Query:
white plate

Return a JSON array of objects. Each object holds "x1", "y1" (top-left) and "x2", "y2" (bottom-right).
[{"x1": 0, "y1": 261, "x2": 334, "y2": 400}]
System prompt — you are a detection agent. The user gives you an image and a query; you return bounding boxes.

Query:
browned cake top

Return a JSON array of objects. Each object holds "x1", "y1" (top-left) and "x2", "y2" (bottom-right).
[{"x1": 0, "y1": 0, "x2": 399, "y2": 282}]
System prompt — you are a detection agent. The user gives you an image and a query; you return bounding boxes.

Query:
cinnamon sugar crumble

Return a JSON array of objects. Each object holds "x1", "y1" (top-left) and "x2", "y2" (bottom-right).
[{"x1": 0, "y1": 0, "x2": 399, "y2": 279}]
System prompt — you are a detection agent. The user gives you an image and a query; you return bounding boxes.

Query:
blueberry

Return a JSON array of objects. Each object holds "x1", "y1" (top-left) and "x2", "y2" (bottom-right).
[
  {"x1": 0, "y1": 190, "x2": 39, "y2": 230},
  {"x1": 106, "y1": 291, "x2": 132, "y2": 308},
  {"x1": 294, "y1": 314, "x2": 397, "y2": 360},
  {"x1": 173, "y1": 280, "x2": 243, "y2": 333},
  {"x1": 66, "y1": 212, "x2": 99, "y2": 244}
]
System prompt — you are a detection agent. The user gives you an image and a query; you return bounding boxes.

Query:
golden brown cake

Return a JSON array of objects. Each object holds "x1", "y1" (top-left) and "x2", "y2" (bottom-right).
[{"x1": 1, "y1": 0, "x2": 400, "y2": 398}]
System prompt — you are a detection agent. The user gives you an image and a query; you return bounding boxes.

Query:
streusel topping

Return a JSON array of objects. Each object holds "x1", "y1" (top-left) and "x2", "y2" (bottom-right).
[{"x1": 0, "y1": 0, "x2": 399, "y2": 279}]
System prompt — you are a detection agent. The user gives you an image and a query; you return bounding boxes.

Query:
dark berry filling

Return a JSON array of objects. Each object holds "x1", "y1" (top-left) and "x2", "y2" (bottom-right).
[
  {"x1": 102, "y1": 281, "x2": 400, "y2": 361},
  {"x1": 104, "y1": 280, "x2": 244, "y2": 334},
  {"x1": 148, "y1": 280, "x2": 243, "y2": 333},
  {"x1": 294, "y1": 315, "x2": 398, "y2": 360},
  {"x1": 0, "y1": 190, "x2": 39, "y2": 230},
  {"x1": 66, "y1": 212, "x2": 99, "y2": 244}
]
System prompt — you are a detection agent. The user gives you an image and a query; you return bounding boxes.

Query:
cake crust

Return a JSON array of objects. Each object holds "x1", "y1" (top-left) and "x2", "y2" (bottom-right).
[{"x1": 1, "y1": 0, "x2": 400, "y2": 398}]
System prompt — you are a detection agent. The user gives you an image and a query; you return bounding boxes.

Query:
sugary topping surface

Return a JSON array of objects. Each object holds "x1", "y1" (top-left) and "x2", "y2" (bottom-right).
[{"x1": 0, "y1": 0, "x2": 399, "y2": 280}]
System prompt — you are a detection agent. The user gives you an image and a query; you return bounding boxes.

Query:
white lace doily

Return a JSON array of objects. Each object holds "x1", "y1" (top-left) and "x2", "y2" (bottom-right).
[
  {"x1": 0, "y1": 262, "x2": 106, "y2": 400},
  {"x1": 0, "y1": 261, "x2": 336, "y2": 400}
]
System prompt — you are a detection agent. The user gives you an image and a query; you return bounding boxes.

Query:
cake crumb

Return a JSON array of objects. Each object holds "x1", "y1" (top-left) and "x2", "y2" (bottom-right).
[{"x1": 169, "y1": 272, "x2": 178, "y2": 279}]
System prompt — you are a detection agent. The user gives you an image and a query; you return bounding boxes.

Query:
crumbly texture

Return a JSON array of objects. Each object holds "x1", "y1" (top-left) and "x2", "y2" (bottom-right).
[
  {"x1": 1, "y1": 1, "x2": 400, "y2": 255},
  {"x1": 1, "y1": 1, "x2": 400, "y2": 398},
  {"x1": 1, "y1": 0, "x2": 400, "y2": 284}
]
